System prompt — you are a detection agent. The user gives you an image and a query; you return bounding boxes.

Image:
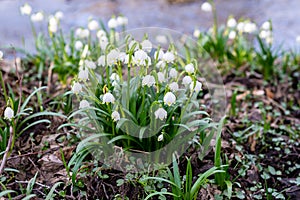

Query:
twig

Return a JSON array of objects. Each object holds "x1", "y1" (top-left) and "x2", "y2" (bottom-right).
[
  {"x1": 0, "y1": 126, "x2": 13, "y2": 175},
  {"x1": 0, "y1": 48, "x2": 23, "y2": 176}
]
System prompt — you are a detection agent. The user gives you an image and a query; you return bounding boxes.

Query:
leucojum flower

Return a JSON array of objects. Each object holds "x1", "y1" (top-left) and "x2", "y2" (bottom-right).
[
  {"x1": 103, "y1": 92, "x2": 115, "y2": 104},
  {"x1": 164, "y1": 92, "x2": 176, "y2": 106},
  {"x1": 79, "y1": 100, "x2": 90, "y2": 109},
  {"x1": 155, "y1": 107, "x2": 167, "y2": 121},
  {"x1": 4, "y1": 107, "x2": 14, "y2": 121},
  {"x1": 111, "y1": 111, "x2": 120, "y2": 121}
]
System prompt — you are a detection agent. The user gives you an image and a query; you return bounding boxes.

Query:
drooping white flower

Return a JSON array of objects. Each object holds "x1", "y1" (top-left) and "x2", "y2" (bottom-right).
[
  {"x1": 265, "y1": 36, "x2": 273, "y2": 44},
  {"x1": 155, "y1": 35, "x2": 168, "y2": 44},
  {"x1": 193, "y1": 29, "x2": 201, "y2": 38},
  {"x1": 110, "y1": 73, "x2": 120, "y2": 81},
  {"x1": 169, "y1": 68, "x2": 178, "y2": 78},
  {"x1": 72, "y1": 82, "x2": 82, "y2": 94},
  {"x1": 185, "y1": 63, "x2": 195, "y2": 73},
  {"x1": 98, "y1": 55, "x2": 106, "y2": 66},
  {"x1": 296, "y1": 35, "x2": 300, "y2": 43},
  {"x1": 108, "y1": 17, "x2": 118, "y2": 29},
  {"x1": 107, "y1": 49, "x2": 120, "y2": 65},
  {"x1": 79, "y1": 100, "x2": 90, "y2": 109},
  {"x1": 259, "y1": 30, "x2": 271, "y2": 39},
  {"x1": 155, "y1": 108, "x2": 167, "y2": 121},
  {"x1": 141, "y1": 40, "x2": 152, "y2": 52},
  {"x1": 78, "y1": 68, "x2": 89, "y2": 81},
  {"x1": 243, "y1": 22, "x2": 257, "y2": 33},
  {"x1": 190, "y1": 81, "x2": 202, "y2": 93},
  {"x1": 164, "y1": 92, "x2": 176, "y2": 106},
  {"x1": 85, "y1": 60, "x2": 96, "y2": 69},
  {"x1": 55, "y1": 11, "x2": 64, "y2": 19},
  {"x1": 156, "y1": 60, "x2": 166, "y2": 69},
  {"x1": 0, "y1": 51, "x2": 3, "y2": 60},
  {"x1": 111, "y1": 111, "x2": 120, "y2": 121},
  {"x1": 163, "y1": 52, "x2": 175, "y2": 63},
  {"x1": 261, "y1": 21, "x2": 271, "y2": 30},
  {"x1": 157, "y1": 134, "x2": 164, "y2": 142},
  {"x1": 4, "y1": 107, "x2": 14, "y2": 120},
  {"x1": 103, "y1": 92, "x2": 115, "y2": 104},
  {"x1": 227, "y1": 17, "x2": 237, "y2": 28},
  {"x1": 100, "y1": 37, "x2": 109, "y2": 50},
  {"x1": 117, "y1": 52, "x2": 127, "y2": 62},
  {"x1": 88, "y1": 19, "x2": 99, "y2": 30},
  {"x1": 201, "y1": 2, "x2": 212, "y2": 12},
  {"x1": 228, "y1": 30, "x2": 237, "y2": 40},
  {"x1": 237, "y1": 22, "x2": 245, "y2": 32},
  {"x1": 142, "y1": 75, "x2": 156, "y2": 87},
  {"x1": 75, "y1": 28, "x2": 90, "y2": 38},
  {"x1": 157, "y1": 72, "x2": 166, "y2": 83},
  {"x1": 20, "y1": 3, "x2": 32, "y2": 15},
  {"x1": 154, "y1": 49, "x2": 164, "y2": 60},
  {"x1": 169, "y1": 82, "x2": 179, "y2": 92},
  {"x1": 117, "y1": 16, "x2": 128, "y2": 26},
  {"x1": 182, "y1": 76, "x2": 192, "y2": 85},
  {"x1": 75, "y1": 40, "x2": 83, "y2": 50},
  {"x1": 48, "y1": 16, "x2": 58, "y2": 33},
  {"x1": 31, "y1": 12, "x2": 44, "y2": 22},
  {"x1": 96, "y1": 30, "x2": 106, "y2": 39},
  {"x1": 134, "y1": 49, "x2": 149, "y2": 66}
]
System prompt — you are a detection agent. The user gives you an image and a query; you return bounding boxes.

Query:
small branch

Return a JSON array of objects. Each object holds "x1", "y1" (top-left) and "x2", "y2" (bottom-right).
[{"x1": 0, "y1": 126, "x2": 13, "y2": 175}]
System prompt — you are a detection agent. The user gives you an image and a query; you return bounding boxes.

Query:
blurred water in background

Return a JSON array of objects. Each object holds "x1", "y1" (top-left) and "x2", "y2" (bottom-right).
[{"x1": 0, "y1": 0, "x2": 299, "y2": 52}]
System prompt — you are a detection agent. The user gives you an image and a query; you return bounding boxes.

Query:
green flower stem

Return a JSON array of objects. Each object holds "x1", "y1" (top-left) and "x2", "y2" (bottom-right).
[
  {"x1": 208, "y1": 0, "x2": 218, "y2": 37},
  {"x1": 0, "y1": 70, "x2": 8, "y2": 103}
]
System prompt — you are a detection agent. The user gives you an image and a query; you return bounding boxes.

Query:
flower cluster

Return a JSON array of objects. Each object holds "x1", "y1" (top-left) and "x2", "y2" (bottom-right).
[{"x1": 70, "y1": 36, "x2": 205, "y2": 151}]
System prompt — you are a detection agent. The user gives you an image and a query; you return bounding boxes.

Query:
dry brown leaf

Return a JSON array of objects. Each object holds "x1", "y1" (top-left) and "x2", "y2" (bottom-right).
[{"x1": 266, "y1": 88, "x2": 274, "y2": 99}]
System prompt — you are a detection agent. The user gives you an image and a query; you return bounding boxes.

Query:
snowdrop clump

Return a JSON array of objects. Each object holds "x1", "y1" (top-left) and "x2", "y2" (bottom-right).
[{"x1": 69, "y1": 35, "x2": 208, "y2": 153}]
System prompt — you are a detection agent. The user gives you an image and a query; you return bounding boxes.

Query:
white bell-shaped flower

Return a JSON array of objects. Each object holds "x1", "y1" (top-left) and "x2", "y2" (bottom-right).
[
  {"x1": 163, "y1": 52, "x2": 175, "y2": 63},
  {"x1": 20, "y1": 3, "x2": 32, "y2": 15},
  {"x1": 157, "y1": 72, "x2": 166, "y2": 83},
  {"x1": 164, "y1": 92, "x2": 176, "y2": 106},
  {"x1": 75, "y1": 41, "x2": 83, "y2": 51},
  {"x1": 157, "y1": 134, "x2": 164, "y2": 142},
  {"x1": 155, "y1": 108, "x2": 167, "y2": 121},
  {"x1": 228, "y1": 31, "x2": 237, "y2": 40},
  {"x1": 227, "y1": 17, "x2": 237, "y2": 28},
  {"x1": 169, "y1": 68, "x2": 178, "y2": 79},
  {"x1": 79, "y1": 100, "x2": 90, "y2": 109},
  {"x1": 111, "y1": 111, "x2": 120, "y2": 121},
  {"x1": 4, "y1": 107, "x2": 14, "y2": 121},
  {"x1": 142, "y1": 75, "x2": 155, "y2": 87},
  {"x1": 0, "y1": 51, "x2": 3, "y2": 60},
  {"x1": 185, "y1": 63, "x2": 195, "y2": 73},
  {"x1": 78, "y1": 68, "x2": 89, "y2": 81},
  {"x1": 193, "y1": 29, "x2": 201, "y2": 38},
  {"x1": 108, "y1": 17, "x2": 118, "y2": 29},
  {"x1": 72, "y1": 82, "x2": 82, "y2": 94},
  {"x1": 117, "y1": 16, "x2": 128, "y2": 26},
  {"x1": 88, "y1": 19, "x2": 99, "y2": 31},
  {"x1": 190, "y1": 81, "x2": 202, "y2": 93},
  {"x1": 141, "y1": 40, "x2": 152, "y2": 52},
  {"x1": 85, "y1": 60, "x2": 96, "y2": 69},
  {"x1": 182, "y1": 76, "x2": 192, "y2": 85},
  {"x1": 169, "y1": 82, "x2": 179, "y2": 92},
  {"x1": 103, "y1": 92, "x2": 115, "y2": 104},
  {"x1": 55, "y1": 11, "x2": 64, "y2": 20},
  {"x1": 201, "y1": 2, "x2": 212, "y2": 12},
  {"x1": 107, "y1": 49, "x2": 120, "y2": 66},
  {"x1": 31, "y1": 12, "x2": 44, "y2": 22}
]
